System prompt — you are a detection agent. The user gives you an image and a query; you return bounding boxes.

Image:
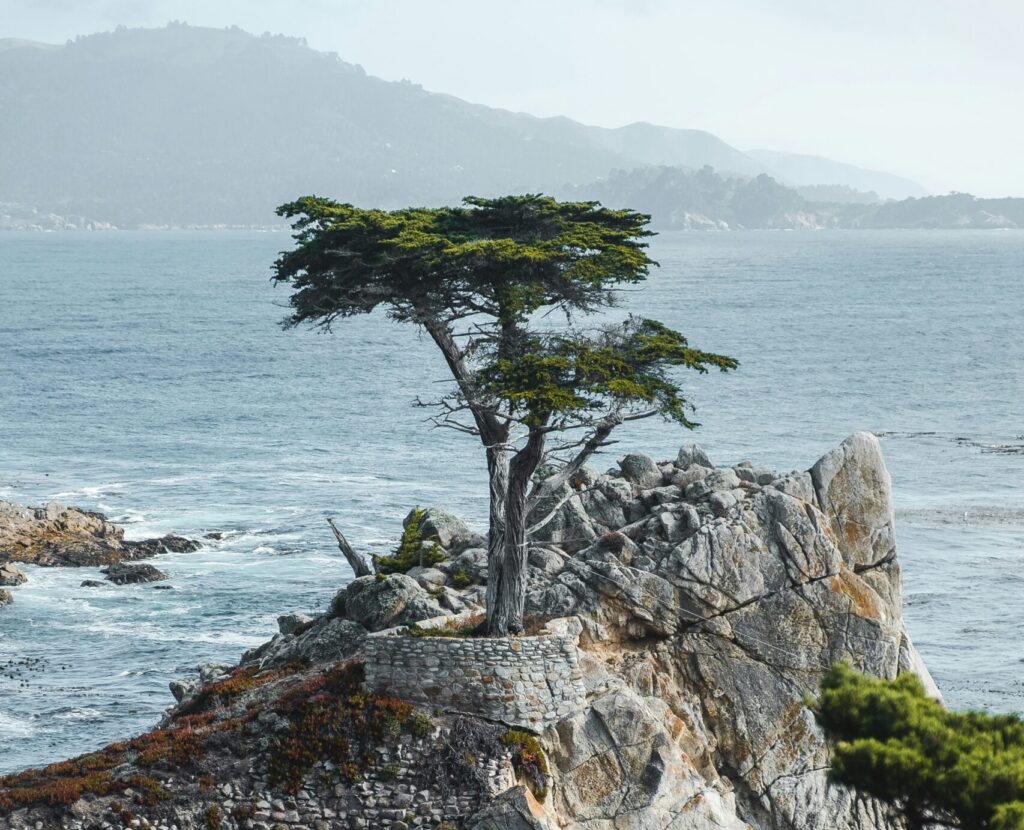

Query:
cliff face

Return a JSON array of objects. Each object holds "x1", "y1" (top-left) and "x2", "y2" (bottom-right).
[
  {"x1": 0, "y1": 433, "x2": 937, "y2": 830},
  {"x1": 521, "y1": 431, "x2": 938, "y2": 830}
]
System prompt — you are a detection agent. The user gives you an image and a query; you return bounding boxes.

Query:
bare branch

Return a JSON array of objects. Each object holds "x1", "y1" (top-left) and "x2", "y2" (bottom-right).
[
  {"x1": 525, "y1": 487, "x2": 585, "y2": 538},
  {"x1": 326, "y1": 518, "x2": 373, "y2": 577},
  {"x1": 527, "y1": 410, "x2": 624, "y2": 509}
]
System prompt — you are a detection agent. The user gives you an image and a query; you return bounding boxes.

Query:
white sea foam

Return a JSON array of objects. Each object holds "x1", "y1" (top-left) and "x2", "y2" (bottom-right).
[
  {"x1": 53, "y1": 708, "x2": 103, "y2": 721},
  {"x1": 50, "y1": 483, "x2": 126, "y2": 500},
  {"x1": 0, "y1": 712, "x2": 36, "y2": 738}
]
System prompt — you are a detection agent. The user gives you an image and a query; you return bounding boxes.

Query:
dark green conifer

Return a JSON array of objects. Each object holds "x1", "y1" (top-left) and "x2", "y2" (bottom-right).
[{"x1": 814, "y1": 663, "x2": 1024, "y2": 830}]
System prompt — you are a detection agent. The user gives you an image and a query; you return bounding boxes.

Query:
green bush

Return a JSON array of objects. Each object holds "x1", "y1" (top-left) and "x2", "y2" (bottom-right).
[
  {"x1": 375, "y1": 508, "x2": 445, "y2": 575},
  {"x1": 813, "y1": 663, "x2": 1024, "y2": 830},
  {"x1": 501, "y1": 730, "x2": 549, "y2": 803}
]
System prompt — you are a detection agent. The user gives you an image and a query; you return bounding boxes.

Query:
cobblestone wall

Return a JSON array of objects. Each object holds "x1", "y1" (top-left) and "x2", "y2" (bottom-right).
[{"x1": 363, "y1": 628, "x2": 587, "y2": 731}]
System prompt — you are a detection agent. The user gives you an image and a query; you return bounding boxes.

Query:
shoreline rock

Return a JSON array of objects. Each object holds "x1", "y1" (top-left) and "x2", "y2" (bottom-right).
[
  {"x1": 0, "y1": 499, "x2": 200, "y2": 580},
  {"x1": 0, "y1": 434, "x2": 938, "y2": 829},
  {"x1": 102, "y1": 562, "x2": 169, "y2": 585},
  {"x1": 0, "y1": 563, "x2": 26, "y2": 586}
]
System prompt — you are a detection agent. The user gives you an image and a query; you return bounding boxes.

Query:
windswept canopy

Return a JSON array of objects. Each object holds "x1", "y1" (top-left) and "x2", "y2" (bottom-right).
[
  {"x1": 477, "y1": 317, "x2": 738, "y2": 428},
  {"x1": 272, "y1": 194, "x2": 656, "y2": 327}
]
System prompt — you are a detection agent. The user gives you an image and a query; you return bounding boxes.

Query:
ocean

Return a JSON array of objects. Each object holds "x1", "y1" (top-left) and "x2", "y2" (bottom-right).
[{"x1": 0, "y1": 229, "x2": 1021, "y2": 773}]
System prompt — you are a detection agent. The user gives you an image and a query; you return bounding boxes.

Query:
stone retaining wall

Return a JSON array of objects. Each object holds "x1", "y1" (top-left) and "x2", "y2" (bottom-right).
[{"x1": 363, "y1": 624, "x2": 587, "y2": 731}]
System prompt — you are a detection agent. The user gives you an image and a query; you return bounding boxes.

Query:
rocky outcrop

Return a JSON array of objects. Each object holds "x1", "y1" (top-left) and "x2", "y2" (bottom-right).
[
  {"x1": 0, "y1": 588, "x2": 11, "y2": 607},
  {"x1": 0, "y1": 563, "x2": 26, "y2": 586},
  {"x1": 332, "y1": 574, "x2": 446, "y2": 631},
  {"x1": 0, "y1": 434, "x2": 935, "y2": 830},
  {"x1": 103, "y1": 562, "x2": 168, "y2": 585},
  {"x1": 0, "y1": 498, "x2": 200, "y2": 575}
]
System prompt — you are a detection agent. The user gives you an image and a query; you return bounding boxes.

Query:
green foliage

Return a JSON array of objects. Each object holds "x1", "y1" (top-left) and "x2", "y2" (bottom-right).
[
  {"x1": 501, "y1": 730, "x2": 550, "y2": 803},
  {"x1": 451, "y1": 568, "x2": 472, "y2": 588},
  {"x1": 813, "y1": 663, "x2": 1024, "y2": 830},
  {"x1": 478, "y1": 317, "x2": 737, "y2": 428},
  {"x1": 273, "y1": 194, "x2": 654, "y2": 329},
  {"x1": 375, "y1": 508, "x2": 445, "y2": 575}
]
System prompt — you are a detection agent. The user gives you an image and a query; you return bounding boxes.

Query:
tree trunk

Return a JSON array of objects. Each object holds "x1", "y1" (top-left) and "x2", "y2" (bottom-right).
[
  {"x1": 488, "y1": 429, "x2": 546, "y2": 635},
  {"x1": 424, "y1": 318, "x2": 520, "y2": 632},
  {"x1": 484, "y1": 445, "x2": 509, "y2": 628}
]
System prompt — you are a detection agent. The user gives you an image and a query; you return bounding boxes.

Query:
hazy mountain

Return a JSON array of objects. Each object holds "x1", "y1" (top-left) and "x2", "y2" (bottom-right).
[
  {"x1": 747, "y1": 149, "x2": 928, "y2": 201},
  {"x1": 0, "y1": 24, "x2": 930, "y2": 227},
  {"x1": 0, "y1": 38, "x2": 59, "y2": 53},
  {"x1": 565, "y1": 166, "x2": 1024, "y2": 230}
]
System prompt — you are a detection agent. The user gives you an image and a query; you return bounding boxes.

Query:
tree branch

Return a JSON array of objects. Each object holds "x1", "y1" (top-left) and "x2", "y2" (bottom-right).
[
  {"x1": 527, "y1": 411, "x2": 624, "y2": 509},
  {"x1": 326, "y1": 518, "x2": 373, "y2": 577}
]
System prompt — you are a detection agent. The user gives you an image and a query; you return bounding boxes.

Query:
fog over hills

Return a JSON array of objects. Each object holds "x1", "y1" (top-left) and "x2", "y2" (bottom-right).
[
  {"x1": 746, "y1": 149, "x2": 928, "y2": 201},
  {"x1": 0, "y1": 24, "x2": 938, "y2": 228}
]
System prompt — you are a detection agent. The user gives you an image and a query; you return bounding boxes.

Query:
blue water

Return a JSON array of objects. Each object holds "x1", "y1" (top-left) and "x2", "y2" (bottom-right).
[{"x1": 0, "y1": 229, "x2": 1022, "y2": 773}]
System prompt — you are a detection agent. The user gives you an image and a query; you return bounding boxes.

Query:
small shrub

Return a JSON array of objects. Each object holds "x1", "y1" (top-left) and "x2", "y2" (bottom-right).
[
  {"x1": 599, "y1": 530, "x2": 627, "y2": 553},
  {"x1": 128, "y1": 775, "x2": 172, "y2": 805},
  {"x1": 232, "y1": 803, "x2": 256, "y2": 820},
  {"x1": 203, "y1": 804, "x2": 222, "y2": 830},
  {"x1": 266, "y1": 662, "x2": 429, "y2": 795},
  {"x1": 376, "y1": 508, "x2": 445, "y2": 574},
  {"x1": 502, "y1": 730, "x2": 549, "y2": 803},
  {"x1": 451, "y1": 569, "x2": 472, "y2": 588}
]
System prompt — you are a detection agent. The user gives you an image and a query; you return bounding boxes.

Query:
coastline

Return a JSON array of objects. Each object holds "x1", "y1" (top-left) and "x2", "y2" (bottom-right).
[{"x1": 0, "y1": 433, "x2": 939, "y2": 829}]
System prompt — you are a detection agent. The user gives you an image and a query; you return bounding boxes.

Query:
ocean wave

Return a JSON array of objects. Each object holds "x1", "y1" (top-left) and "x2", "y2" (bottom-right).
[
  {"x1": 0, "y1": 712, "x2": 36, "y2": 737},
  {"x1": 49, "y1": 483, "x2": 126, "y2": 500},
  {"x1": 52, "y1": 707, "x2": 104, "y2": 721}
]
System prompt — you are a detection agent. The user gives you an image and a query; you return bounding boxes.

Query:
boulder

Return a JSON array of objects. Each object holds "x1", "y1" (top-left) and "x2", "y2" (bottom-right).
[
  {"x1": 407, "y1": 507, "x2": 474, "y2": 550},
  {"x1": 676, "y1": 443, "x2": 713, "y2": 470},
  {"x1": 527, "y1": 481, "x2": 600, "y2": 553},
  {"x1": 709, "y1": 490, "x2": 738, "y2": 517},
  {"x1": 685, "y1": 468, "x2": 741, "y2": 500},
  {"x1": 277, "y1": 612, "x2": 312, "y2": 635},
  {"x1": 447, "y1": 548, "x2": 488, "y2": 585},
  {"x1": 197, "y1": 663, "x2": 232, "y2": 684},
  {"x1": 123, "y1": 534, "x2": 201, "y2": 557},
  {"x1": 80, "y1": 579, "x2": 108, "y2": 588},
  {"x1": 769, "y1": 471, "x2": 817, "y2": 503},
  {"x1": 169, "y1": 678, "x2": 199, "y2": 703},
  {"x1": 671, "y1": 464, "x2": 712, "y2": 490},
  {"x1": 335, "y1": 574, "x2": 445, "y2": 631},
  {"x1": 735, "y1": 462, "x2": 775, "y2": 485},
  {"x1": 0, "y1": 562, "x2": 27, "y2": 586},
  {"x1": 527, "y1": 546, "x2": 565, "y2": 578},
  {"x1": 618, "y1": 453, "x2": 663, "y2": 489},
  {"x1": 810, "y1": 431, "x2": 895, "y2": 571},
  {"x1": 406, "y1": 566, "x2": 447, "y2": 592},
  {"x1": 103, "y1": 562, "x2": 168, "y2": 585},
  {"x1": 0, "y1": 588, "x2": 11, "y2": 606},
  {"x1": 247, "y1": 616, "x2": 369, "y2": 669}
]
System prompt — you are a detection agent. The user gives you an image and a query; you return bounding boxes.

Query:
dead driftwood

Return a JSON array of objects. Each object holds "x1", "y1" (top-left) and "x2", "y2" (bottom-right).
[{"x1": 327, "y1": 518, "x2": 373, "y2": 577}]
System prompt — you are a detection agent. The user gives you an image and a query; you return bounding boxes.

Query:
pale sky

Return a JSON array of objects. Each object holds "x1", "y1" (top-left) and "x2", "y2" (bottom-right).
[{"x1": 5, "y1": 0, "x2": 1023, "y2": 196}]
